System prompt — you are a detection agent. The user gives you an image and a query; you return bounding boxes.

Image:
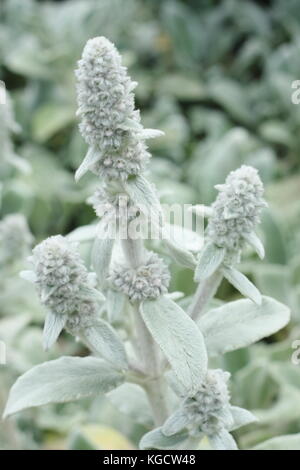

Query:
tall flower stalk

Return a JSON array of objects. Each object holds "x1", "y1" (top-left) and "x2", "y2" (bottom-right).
[
  {"x1": 189, "y1": 165, "x2": 267, "y2": 320},
  {"x1": 4, "y1": 38, "x2": 290, "y2": 451}
]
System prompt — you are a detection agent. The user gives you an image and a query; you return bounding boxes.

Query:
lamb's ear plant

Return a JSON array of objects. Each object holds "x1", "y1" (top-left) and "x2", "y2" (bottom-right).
[{"x1": 3, "y1": 37, "x2": 291, "y2": 451}]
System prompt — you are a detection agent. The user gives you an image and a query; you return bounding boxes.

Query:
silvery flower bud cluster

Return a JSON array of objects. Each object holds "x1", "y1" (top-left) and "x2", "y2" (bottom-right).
[
  {"x1": 0, "y1": 214, "x2": 33, "y2": 267},
  {"x1": 206, "y1": 165, "x2": 267, "y2": 252},
  {"x1": 181, "y1": 369, "x2": 231, "y2": 437},
  {"x1": 110, "y1": 252, "x2": 170, "y2": 301},
  {"x1": 75, "y1": 37, "x2": 157, "y2": 181},
  {"x1": 30, "y1": 235, "x2": 97, "y2": 319}
]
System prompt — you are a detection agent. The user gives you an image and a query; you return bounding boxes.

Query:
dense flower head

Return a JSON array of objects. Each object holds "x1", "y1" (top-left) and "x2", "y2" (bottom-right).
[
  {"x1": 206, "y1": 165, "x2": 266, "y2": 252},
  {"x1": 181, "y1": 369, "x2": 231, "y2": 437},
  {"x1": 75, "y1": 36, "x2": 151, "y2": 181},
  {"x1": 30, "y1": 235, "x2": 97, "y2": 317},
  {"x1": 0, "y1": 214, "x2": 33, "y2": 267},
  {"x1": 110, "y1": 252, "x2": 170, "y2": 301},
  {"x1": 76, "y1": 36, "x2": 138, "y2": 149}
]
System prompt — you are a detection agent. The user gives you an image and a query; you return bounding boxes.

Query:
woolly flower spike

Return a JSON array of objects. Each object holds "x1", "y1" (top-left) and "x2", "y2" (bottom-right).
[
  {"x1": 194, "y1": 166, "x2": 266, "y2": 304},
  {"x1": 75, "y1": 37, "x2": 163, "y2": 182},
  {"x1": 0, "y1": 214, "x2": 33, "y2": 267},
  {"x1": 154, "y1": 369, "x2": 257, "y2": 450},
  {"x1": 110, "y1": 252, "x2": 170, "y2": 301},
  {"x1": 21, "y1": 235, "x2": 103, "y2": 350},
  {"x1": 207, "y1": 165, "x2": 267, "y2": 254},
  {"x1": 177, "y1": 369, "x2": 232, "y2": 438}
]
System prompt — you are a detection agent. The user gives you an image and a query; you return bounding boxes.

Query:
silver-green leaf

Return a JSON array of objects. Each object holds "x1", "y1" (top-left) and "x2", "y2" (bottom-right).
[
  {"x1": 208, "y1": 429, "x2": 238, "y2": 450},
  {"x1": 140, "y1": 296, "x2": 208, "y2": 394},
  {"x1": 162, "y1": 408, "x2": 190, "y2": 436},
  {"x1": 108, "y1": 383, "x2": 153, "y2": 428},
  {"x1": 125, "y1": 175, "x2": 162, "y2": 233},
  {"x1": 140, "y1": 427, "x2": 188, "y2": 450},
  {"x1": 230, "y1": 406, "x2": 258, "y2": 431},
  {"x1": 3, "y1": 356, "x2": 124, "y2": 418},
  {"x1": 75, "y1": 146, "x2": 102, "y2": 182},
  {"x1": 194, "y1": 243, "x2": 225, "y2": 281},
  {"x1": 252, "y1": 433, "x2": 300, "y2": 450},
  {"x1": 91, "y1": 220, "x2": 114, "y2": 285},
  {"x1": 80, "y1": 319, "x2": 128, "y2": 370},
  {"x1": 163, "y1": 236, "x2": 196, "y2": 269},
  {"x1": 43, "y1": 311, "x2": 67, "y2": 351},
  {"x1": 198, "y1": 296, "x2": 290, "y2": 357},
  {"x1": 222, "y1": 266, "x2": 262, "y2": 305},
  {"x1": 243, "y1": 231, "x2": 265, "y2": 259}
]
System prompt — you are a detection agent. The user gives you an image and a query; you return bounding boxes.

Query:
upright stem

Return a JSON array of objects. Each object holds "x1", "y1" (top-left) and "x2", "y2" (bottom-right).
[
  {"x1": 188, "y1": 271, "x2": 223, "y2": 321},
  {"x1": 121, "y1": 235, "x2": 169, "y2": 426},
  {"x1": 121, "y1": 238, "x2": 144, "y2": 268}
]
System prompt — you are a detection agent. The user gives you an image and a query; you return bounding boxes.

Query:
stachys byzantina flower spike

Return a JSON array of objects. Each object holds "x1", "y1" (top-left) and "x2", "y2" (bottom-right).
[
  {"x1": 21, "y1": 235, "x2": 104, "y2": 350},
  {"x1": 206, "y1": 165, "x2": 267, "y2": 255},
  {"x1": 141, "y1": 369, "x2": 257, "y2": 450},
  {"x1": 193, "y1": 166, "x2": 267, "y2": 305},
  {"x1": 75, "y1": 37, "x2": 163, "y2": 182}
]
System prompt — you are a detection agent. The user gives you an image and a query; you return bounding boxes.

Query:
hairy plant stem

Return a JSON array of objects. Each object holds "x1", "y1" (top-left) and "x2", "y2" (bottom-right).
[
  {"x1": 188, "y1": 270, "x2": 223, "y2": 321},
  {"x1": 121, "y1": 236, "x2": 169, "y2": 426},
  {"x1": 121, "y1": 237, "x2": 145, "y2": 268}
]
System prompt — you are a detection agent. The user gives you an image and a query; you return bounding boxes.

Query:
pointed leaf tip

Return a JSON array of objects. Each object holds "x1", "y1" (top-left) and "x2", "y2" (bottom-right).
[
  {"x1": 244, "y1": 232, "x2": 265, "y2": 259},
  {"x1": 43, "y1": 312, "x2": 67, "y2": 351},
  {"x1": 194, "y1": 243, "x2": 225, "y2": 281},
  {"x1": 75, "y1": 147, "x2": 101, "y2": 182},
  {"x1": 222, "y1": 266, "x2": 262, "y2": 305},
  {"x1": 3, "y1": 356, "x2": 124, "y2": 418}
]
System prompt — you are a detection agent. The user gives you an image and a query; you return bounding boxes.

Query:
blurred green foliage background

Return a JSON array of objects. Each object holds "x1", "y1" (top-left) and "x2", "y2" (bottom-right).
[{"x1": 1, "y1": 0, "x2": 300, "y2": 450}]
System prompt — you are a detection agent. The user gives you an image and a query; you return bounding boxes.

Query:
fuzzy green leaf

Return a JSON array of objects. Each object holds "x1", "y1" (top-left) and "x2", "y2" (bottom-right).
[
  {"x1": 140, "y1": 427, "x2": 188, "y2": 450},
  {"x1": 222, "y1": 266, "x2": 262, "y2": 305},
  {"x1": 141, "y1": 296, "x2": 208, "y2": 394},
  {"x1": 81, "y1": 319, "x2": 128, "y2": 370},
  {"x1": 4, "y1": 356, "x2": 124, "y2": 418},
  {"x1": 125, "y1": 175, "x2": 162, "y2": 233},
  {"x1": 208, "y1": 429, "x2": 238, "y2": 450},
  {"x1": 162, "y1": 408, "x2": 190, "y2": 436},
  {"x1": 243, "y1": 231, "x2": 265, "y2": 259},
  {"x1": 194, "y1": 243, "x2": 225, "y2": 281},
  {"x1": 43, "y1": 311, "x2": 67, "y2": 351},
  {"x1": 108, "y1": 384, "x2": 153, "y2": 428},
  {"x1": 199, "y1": 296, "x2": 290, "y2": 357},
  {"x1": 91, "y1": 220, "x2": 114, "y2": 285},
  {"x1": 163, "y1": 236, "x2": 196, "y2": 269},
  {"x1": 230, "y1": 406, "x2": 258, "y2": 431},
  {"x1": 75, "y1": 147, "x2": 102, "y2": 182},
  {"x1": 252, "y1": 434, "x2": 300, "y2": 451}
]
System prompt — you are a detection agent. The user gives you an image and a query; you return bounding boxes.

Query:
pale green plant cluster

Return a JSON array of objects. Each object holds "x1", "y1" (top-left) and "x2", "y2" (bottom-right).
[{"x1": 3, "y1": 37, "x2": 291, "y2": 451}]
